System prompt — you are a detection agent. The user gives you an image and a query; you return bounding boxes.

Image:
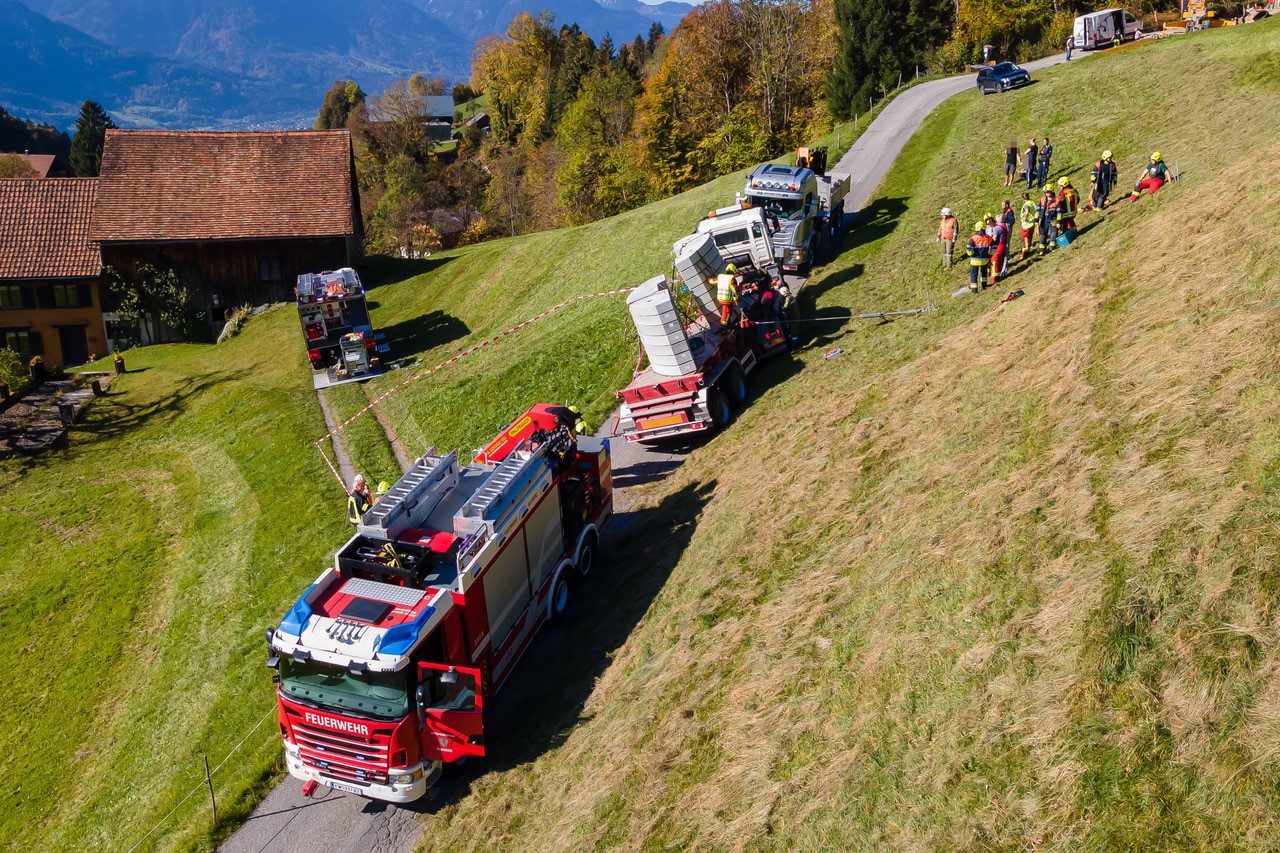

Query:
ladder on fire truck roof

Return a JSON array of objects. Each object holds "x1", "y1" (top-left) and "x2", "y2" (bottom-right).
[
  {"x1": 461, "y1": 448, "x2": 546, "y2": 523},
  {"x1": 358, "y1": 450, "x2": 460, "y2": 540}
]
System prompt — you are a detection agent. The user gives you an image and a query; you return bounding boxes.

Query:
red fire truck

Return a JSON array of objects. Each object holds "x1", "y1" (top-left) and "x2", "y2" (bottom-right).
[
  {"x1": 266, "y1": 404, "x2": 612, "y2": 801},
  {"x1": 295, "y1": 267, "x2": 388, "y2": 390}
]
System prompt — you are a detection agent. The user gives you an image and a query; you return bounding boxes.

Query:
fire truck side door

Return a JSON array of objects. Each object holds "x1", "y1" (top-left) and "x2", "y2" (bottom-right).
[{"x1": 417, "y1": 662, "x2": 486, "y2": 760}]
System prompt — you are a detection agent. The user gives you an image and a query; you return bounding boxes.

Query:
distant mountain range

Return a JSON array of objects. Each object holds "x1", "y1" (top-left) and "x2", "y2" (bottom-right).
[{"x1": 1, "y1": 0, "x2": 689, "y2": 130}]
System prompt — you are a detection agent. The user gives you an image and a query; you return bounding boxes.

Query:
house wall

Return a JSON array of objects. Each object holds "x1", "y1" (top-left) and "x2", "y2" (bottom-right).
[
  {"x1": 0, "y1": 277, "x2": 107, "y2": 368},
  {"x1": 101, "y1": 236, "x2": 350, "y2": 333}
]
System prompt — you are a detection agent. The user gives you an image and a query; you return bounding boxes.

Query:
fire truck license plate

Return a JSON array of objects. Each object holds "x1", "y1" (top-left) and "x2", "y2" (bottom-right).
[
  {"x1": 326, "y1": 780, "x2": 365, "y2": 795},
  {"x1": 641, "y1": 414, "x2": 685, "y2": 430}
]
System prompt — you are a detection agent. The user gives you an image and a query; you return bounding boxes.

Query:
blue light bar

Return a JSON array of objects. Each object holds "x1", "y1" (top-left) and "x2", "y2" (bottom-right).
[
  {"x1": 278, "y1": 582, "x2": 317, "y2": 637},
  {"x1": 373, "y1": 605, "x2": 435, "y2": 657}
]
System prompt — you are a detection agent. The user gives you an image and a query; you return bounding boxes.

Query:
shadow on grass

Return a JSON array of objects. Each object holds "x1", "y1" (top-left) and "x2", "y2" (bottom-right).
[
  {"x1": 838, "y1": 196, "x2": 908, "y2": 256},
  {"x1": 482, "y1": 479, "x2": 717, "y2": 771},
  {"x1": 798, "y1": 306, "x2": 855, "y2": 349},
  {"x1": 78, "y1": 368, "x2": 254, "y2": 439},
  {"x1": 377, "y1": 311, "x2": 471, "y2": 362},
  {"x1": 801, "y1": 262, "x2": 865, "y2": 305},
  {"x1": 359, "y1": 255, "x2": 454, "y2": 290}
]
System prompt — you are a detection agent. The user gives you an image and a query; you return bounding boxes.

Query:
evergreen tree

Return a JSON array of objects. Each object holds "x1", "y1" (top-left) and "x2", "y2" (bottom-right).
[
  {"x1": 827, "y1": 0, "x2": 950, "y2": 120},
  {"x1": 69, "y1": 100, "x2": 116, "y2": 177},
  {"x1": 315, "y1": 81, "x2": 367, "y2": 130},
  {"x1": 646, "y1": 22, "x2": 665, "y2": 54}
]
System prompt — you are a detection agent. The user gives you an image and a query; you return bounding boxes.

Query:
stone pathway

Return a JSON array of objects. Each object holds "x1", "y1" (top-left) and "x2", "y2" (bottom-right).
[{"x1": 0, "y1": 373, "x2": 113, "y2": 456}]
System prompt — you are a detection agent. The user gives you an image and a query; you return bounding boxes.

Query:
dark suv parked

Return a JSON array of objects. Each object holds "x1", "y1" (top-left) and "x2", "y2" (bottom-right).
[{"x1": 976, "y1": 62, "x2": 1031, "y2": 94}]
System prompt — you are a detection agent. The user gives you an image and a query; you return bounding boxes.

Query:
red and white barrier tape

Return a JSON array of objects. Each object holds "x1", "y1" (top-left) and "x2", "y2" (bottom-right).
[{"x1": 313, "y1": 287, "x2": 638, "y2": 487}]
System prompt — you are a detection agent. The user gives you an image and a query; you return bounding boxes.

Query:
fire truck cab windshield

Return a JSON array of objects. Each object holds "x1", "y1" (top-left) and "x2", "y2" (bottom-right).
[{"x1": 279, "y1": 658, "x2": 411, "y2": 719}]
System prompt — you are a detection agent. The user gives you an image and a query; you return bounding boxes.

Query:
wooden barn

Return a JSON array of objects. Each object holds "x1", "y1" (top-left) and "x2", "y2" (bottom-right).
[{"x1": 91, "y1": 129, "x2": 361, "y2": 337}]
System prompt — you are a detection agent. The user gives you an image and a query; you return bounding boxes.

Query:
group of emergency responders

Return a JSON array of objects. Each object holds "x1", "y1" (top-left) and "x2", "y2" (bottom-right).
[{"x1": 938, "y1": 150, "x2": 1171, "y2": 293}]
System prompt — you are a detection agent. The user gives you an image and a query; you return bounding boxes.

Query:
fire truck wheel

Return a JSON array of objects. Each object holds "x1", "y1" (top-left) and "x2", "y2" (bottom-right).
[
  {"x1": 576, "y1": 536, "x2": 596, "y2": 580},
  {"x1": 551, "y1": 573, "x2": 571, "y2": 620},
  {"x1": 725, "y1": 365, "x2": 748, "y2": 407},
  {"x1": 708, "y1": 389, "x2": 731, "y2": 430}
]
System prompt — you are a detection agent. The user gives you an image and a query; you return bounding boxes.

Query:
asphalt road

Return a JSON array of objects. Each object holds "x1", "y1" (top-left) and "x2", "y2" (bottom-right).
[
  {"x1": 220, "y1": 56, "x2": 1068, "y2": 853},
  {"x1": 834, "y1": 53, "x2": 1067, "y2": 210}
]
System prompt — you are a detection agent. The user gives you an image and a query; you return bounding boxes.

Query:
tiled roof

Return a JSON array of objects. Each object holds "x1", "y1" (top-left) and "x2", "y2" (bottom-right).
[
  {"x1": 92, "y1": 130, "x2": 355, "y2": 242},
  {"x1": 1, "y1": 153, "x2": 56, "y2": 178},
  {"x1": 0, "y1": 179, "x2": 100, "y2": 279}
]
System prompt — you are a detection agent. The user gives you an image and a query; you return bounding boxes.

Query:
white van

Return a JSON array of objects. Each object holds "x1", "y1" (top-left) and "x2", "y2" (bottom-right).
[{"x1": 1073, "y1": 8, "x2": 1142, "y2": 50}]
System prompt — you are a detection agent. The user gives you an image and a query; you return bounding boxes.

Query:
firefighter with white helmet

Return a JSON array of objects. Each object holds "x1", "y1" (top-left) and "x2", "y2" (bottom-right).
[
  {"x1": 937, "y1": 207, "x2": 958, "y2": 269},
  {"x1": 347, "y1": 474, "x2": 372, "y2": 524}
]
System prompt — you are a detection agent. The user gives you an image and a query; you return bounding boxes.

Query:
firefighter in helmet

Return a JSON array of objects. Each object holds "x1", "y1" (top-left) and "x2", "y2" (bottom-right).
[{"x1": 717, "y1": 263, "x2": 740, "y2": 328}]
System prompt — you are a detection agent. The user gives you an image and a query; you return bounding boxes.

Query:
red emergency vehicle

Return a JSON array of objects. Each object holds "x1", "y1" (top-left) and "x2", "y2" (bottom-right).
[
  {"x1": 267, "y1": 404, "x2": 612, "y2": 801},
  {"x1": 296, "y1": 267, "x2": 388, "y2": 389}
]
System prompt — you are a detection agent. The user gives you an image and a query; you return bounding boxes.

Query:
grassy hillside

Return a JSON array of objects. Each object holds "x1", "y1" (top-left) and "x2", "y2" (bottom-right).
[
  {"x1": 406, "y1": 20, "x2": 1280, "y2": 850},
  {"x1": 0, "y1": 309, "x2": 347, "y2": 851}
]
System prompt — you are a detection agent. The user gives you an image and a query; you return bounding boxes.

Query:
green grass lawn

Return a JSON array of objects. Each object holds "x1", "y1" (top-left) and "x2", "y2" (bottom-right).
[
  {"x1": 404, "y1": 19, "x2": 1280, "y2": 851},
  {"x1": 0, "y1": 308, "x2": 346, "y2": 852}
]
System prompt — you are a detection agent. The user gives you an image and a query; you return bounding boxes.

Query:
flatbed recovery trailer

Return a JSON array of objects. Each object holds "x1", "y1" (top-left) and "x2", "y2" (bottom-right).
[
  {"x1": 266, "y1": 404, "x2": 612, "y2": 802},
  {"x1": 615, "y1": 218, "x2": 795, "y2": 442},
  {"x1": 296, "y1": 267, "x2": 389, "y2": 390}
]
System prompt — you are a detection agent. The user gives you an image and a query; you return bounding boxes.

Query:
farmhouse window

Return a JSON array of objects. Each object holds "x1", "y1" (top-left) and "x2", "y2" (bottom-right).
[
  {"x1": 0, "y1": 285, "x2": 23, "y2": 309},
  {"x1": 49, "y1": 284, "x2": 91, "y2": 308},
  {"x1": 260, "y1": 258, "x2": 282, "y2": 282},
  {"x1": 1, "y1": 329, "x2": 42, "y2": 356}
]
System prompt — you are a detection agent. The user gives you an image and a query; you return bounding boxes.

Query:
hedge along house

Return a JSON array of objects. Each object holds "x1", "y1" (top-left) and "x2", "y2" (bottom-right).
[
  {"x1": 0, "y1": 178, "x2": 106, "y2": 368},
  {"x1": 91, "y1": 129, "x2": 362, "y2": 341}
]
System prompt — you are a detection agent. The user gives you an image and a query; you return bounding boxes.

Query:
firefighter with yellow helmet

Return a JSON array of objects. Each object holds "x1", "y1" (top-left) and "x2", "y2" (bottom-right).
[
  {"x1": 1131, "y1": 151, "x2": 1169, "y2": 201},
  {"x1": 716, "y1": 263, "x2": 740, "y2": 328}
]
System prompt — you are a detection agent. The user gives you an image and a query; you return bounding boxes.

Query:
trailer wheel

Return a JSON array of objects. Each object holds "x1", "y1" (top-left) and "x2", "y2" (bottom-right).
[
  {"x1": 708, "y1": 389, "x2": 731, "y2": 430},
  {"x1": 551, "y1": 573, "x2": 571, "y2": 620},
  {"x1": 576, "y1": 535, "x2": 596, "y2": 581},
  {"x1": 725, "y1": 365, "x2": 748, "y2": 407}
]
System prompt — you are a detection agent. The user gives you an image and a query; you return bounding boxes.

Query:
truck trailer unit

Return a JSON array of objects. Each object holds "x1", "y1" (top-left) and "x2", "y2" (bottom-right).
[
  {"x1": 296, "y1": 267, "x2": 389, "y2": 390},
  {"x1": 267, "y1": 404, "x2": 613, "y2": 802},
  {"x1": 615, "y1": 230, "x2": 791, "y2": 443}
]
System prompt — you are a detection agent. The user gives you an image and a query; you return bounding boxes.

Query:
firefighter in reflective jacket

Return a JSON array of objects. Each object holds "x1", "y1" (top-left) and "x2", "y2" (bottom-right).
[
  {"x1": 1056, "y1": 176, "x2": 1079, "y2": 235},
  {"x1": 965, "y1": 221, "x2": 994, "y2": 293},
  {"x1": 717, "y1": 264, "x2": 740, "y2": 328},
  {"x1": 347, "y1": 474, "x2": 372, "y2": 524}
]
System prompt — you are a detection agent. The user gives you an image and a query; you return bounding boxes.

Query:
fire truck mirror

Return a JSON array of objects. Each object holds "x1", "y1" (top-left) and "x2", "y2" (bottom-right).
[{"x1": 415, "y1": 683, "x2": 428, "y2": 730}]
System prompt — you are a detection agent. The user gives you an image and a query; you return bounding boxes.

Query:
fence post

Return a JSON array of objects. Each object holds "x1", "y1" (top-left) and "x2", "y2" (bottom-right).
[{"x1": 204, "y1": 755, "x2": 217, "y2": 825}]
